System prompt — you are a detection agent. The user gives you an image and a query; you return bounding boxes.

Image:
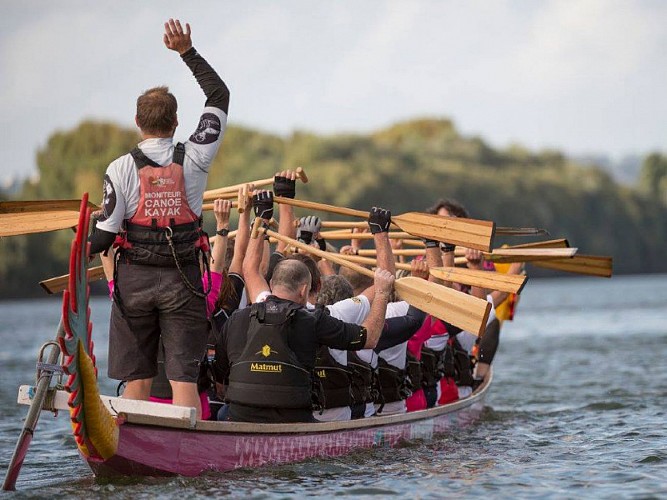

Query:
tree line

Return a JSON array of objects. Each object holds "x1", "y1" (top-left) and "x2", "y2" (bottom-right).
[{"x1": 1, "y1": 118, "x2": 665, "y2": 298}]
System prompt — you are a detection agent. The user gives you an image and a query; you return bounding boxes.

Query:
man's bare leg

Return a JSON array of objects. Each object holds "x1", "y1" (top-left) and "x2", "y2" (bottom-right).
[
  {"x1": 123, "y1": 378, "x2": 152, "y2": 400},
  {"x1": 170, "y1": 381, "x2": 202, "y2": 419}
]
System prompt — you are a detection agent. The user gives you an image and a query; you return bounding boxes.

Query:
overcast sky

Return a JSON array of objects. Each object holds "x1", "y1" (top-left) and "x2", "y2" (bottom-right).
[{"x1": 1, "y1": 0, "x2": 665, "y2": 182}]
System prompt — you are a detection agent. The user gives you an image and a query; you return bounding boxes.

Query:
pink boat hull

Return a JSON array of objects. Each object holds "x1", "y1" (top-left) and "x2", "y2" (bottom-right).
[{"x1": 86, "y1": 390, "x2": 488, "y2": 478}]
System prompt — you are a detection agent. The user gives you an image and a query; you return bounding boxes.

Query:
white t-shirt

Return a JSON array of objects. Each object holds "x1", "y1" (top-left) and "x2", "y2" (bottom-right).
[
  {"x1": 311, "y1": 295, "x2": 371, "y2": 422},
  {"x1": 97, "y1": 106, "x2": 228, "y2": 233}
]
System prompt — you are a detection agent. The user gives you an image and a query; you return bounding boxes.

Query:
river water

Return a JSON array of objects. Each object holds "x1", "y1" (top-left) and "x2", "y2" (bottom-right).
[{"x1": 1, "y1": 274, "x2": 666, "y2": 498}]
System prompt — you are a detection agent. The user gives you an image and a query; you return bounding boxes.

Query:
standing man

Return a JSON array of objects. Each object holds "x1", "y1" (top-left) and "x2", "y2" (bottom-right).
[{"x1": 89, "y1": 19, "x2": 230, "y2": 418}]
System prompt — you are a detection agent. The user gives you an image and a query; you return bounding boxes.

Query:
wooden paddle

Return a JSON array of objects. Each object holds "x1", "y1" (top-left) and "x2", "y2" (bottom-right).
[
  {"x1": 507, "y1": 238, "x2": 570, "y2": 249},
  {"x1": 478, "y1": 247, "x2": 577, "y2": 263},
  {"x1": 254, "y1": 223, "x2": 491, "y2": 335},
  {"x1": 334, "y1": 253, "x2": 527, "y2": 294},
  {"x1": 1, "y1": 168, "x2": 308, "y2": 237},
  {"x1": 430, "y1": 267, "x2": 527, "y2": 294},
  {"x1": 358, "y1": 245, "x2": 576, "y2": 262},
  {"x1": 40, "y1": 266, "x2": 107, "y2": 294},
  {"x1": 0, "y1": 199, "x2": 101, "y2": 237},
  {"x1": 358, "y1": 248, "x2": 425, "y2": 257},
  {"x1": 313, "y1": 220, "x2": 545, "y2": 236},
  {"x1": 267, "y1": 198, "x2": 495, "y2": 251},
  {"x1": 531, "y1": 254, "x2": 612, "y2": 278},
  {"x1": 202, "y1": 167, "x2": 309, "y2": 202}
]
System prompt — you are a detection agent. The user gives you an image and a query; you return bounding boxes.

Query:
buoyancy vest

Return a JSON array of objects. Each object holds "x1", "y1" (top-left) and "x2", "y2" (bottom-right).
[
  {"x1": 314, "y1": 347, "x2": 352, "y2": 409},
  {"x1": 347, "y1": 351, "x2": 379, "y2": 405},
  {"x1": 405, "y1": 351, "x2": 423, "y2": 393},
  {"x1": 376, "y1": 356, "x2": 411, "y2": 404},
  {"x1": 420, "y1": 345, "x2": 445, "y2": 389},
  {"x1": 226, "y1": 301, "x2": 312, "y2": 409},
  {"x1": 448, "y1": 335, "x2": 474, "y2": 387},
  {"x1": 116, "y1": 143, "x2": 209, "y2": 268}
]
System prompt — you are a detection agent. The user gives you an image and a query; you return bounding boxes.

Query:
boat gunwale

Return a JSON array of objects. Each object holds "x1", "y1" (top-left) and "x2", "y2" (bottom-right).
[{"x1": 117, "y1": 368, "x2": 492, "y2": 434}]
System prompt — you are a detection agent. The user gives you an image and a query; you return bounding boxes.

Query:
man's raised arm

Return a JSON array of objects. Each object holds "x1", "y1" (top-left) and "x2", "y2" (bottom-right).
[{"x1": 164, "y1": 18, "x2": 230, "y2": 113}]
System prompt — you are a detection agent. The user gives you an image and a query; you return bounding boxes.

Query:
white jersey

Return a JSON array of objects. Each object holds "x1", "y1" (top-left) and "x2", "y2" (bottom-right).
[
  {"x1": 373, "y1": 301, "x2": 411, "y2": 416},
  {"x1": 97, "y1": 105, "x2": 228, "y2": 233},
  {"x1": 311, "y1": 295, "x2": 370, "y2": 422},
  {"x1": 458, "y1": 294, "x2": 497, "y2": 355}
]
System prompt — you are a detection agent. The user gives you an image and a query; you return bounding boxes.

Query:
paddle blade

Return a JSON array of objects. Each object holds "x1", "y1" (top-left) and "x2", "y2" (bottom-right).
[
  {"x1": 508, "y1": 239, "x2": 570, "y2": 249},
  {"x1": 394, "y1": 277, "x2": 491, "y2": 335},
  {"x1": 532, "y1": 255, "x2": 613, "y2": 277},
  {"x1": 430, "y1": 267, "x2": 527, "y2": 294},
  {"x1": 393, "y1": 212, "x2": 495, "y2": 252},
  {"x1": 486, "y1": 247, "x2": 577, "y2": 263},
  {"x1": 0, "y1": 211, "x2": 81, "y2": 237},
  {"x1": 40, "y1": 266, "x2": 107, "y2": 295},
  {"x1": 0, "y1": 199, "x2": 99, "y2": 237}
]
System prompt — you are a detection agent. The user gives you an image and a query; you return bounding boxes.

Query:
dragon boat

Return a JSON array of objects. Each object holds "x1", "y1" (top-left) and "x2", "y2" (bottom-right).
[{"x1": 7, "y1": 196, "x2": 493, "y2": 483}]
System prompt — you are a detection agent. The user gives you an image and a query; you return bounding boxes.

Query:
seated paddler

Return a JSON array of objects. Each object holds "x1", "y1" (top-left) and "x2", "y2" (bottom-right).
[{"x1": 211, "y1": 191, "x2": 395, "y2": 423}]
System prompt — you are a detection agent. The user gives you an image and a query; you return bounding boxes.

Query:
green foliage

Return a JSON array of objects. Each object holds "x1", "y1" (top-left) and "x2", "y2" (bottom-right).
[
  {"x1": 1, "y1": 118, "x2": 666, "y2": 298},
  {"x1": 639, "y1": 152, "x2": 667, "y2": 204}
]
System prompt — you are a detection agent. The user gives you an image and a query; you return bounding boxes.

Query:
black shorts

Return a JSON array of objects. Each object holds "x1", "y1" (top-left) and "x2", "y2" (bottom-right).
[{"x1": 108, "y1": 262, "x2": 207, "y2": 383}]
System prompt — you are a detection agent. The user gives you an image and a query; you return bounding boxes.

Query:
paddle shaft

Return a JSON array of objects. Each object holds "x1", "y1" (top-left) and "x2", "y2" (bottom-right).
[
  {"x1": 317, "y1": 221, "x2": 545, "y2": 236},
  {"x1": 202, "y1": 167, "x2": 308, "y2": 201},
  {"x1": 2, "y1": 319, "x2": 65, "y2": 491}
]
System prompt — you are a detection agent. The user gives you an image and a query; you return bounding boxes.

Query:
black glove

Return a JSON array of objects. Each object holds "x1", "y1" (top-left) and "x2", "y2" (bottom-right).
[
  {"x1": 253, "y1": 191, "x2": 274, "y2": 220},
  {"x1": 297, "y1": 216, "x2": 322, "y2": 244},
  {"x1": 368, "y1": 207, "x2": 391, "y2": 234},
  {"x1": 439, "y1": 242, "x2": 456, "y2": 253},
  {"x1": 315, "y1": 237, "x2": 327, "y2": 251},
  {"x1": 423, "y1": 239, "x2": 439, "y2": 249},
  {"x1": 273, "y1": 174, "x2": 296, "y2": 199}
]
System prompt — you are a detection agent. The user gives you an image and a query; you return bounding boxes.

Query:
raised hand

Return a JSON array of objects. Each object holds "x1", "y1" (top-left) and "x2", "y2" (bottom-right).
[
  {"x1": 213, "y1": 198, "x2": 232, "y2": 228},
  {"x1": 410, "y1": 258, "x2": 429, "y2": 280},
  {"x1": 340, "y1": 245, "x2": 357, "y2": 256},
  {"x1": 297, "y1": 215, "x2": 322, "y2": 244},
  {"x1": 253, "y1": 190, "x2": 274, "y2": 221},
  {"x1": 273, "y1": 170, "x2": 297, "y2": 199},
  {"x1": 368, "y1": 207, "x2": 391, "y2": 234},
  {"x1": 238, "y1": 183, "x2": 254, "y2": 214},
  {"x1": 163, "y1": 18, "x2": 192, "y2": 55},
  {"x1": 465, "y1": 248, "x2": 484, "y2": 270},
  {"x1": 374, "y1": 268, "x2": 395, "y2": 298}
]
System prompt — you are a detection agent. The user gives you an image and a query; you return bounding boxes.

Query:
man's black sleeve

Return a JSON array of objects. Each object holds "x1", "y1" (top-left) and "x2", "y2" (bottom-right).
[
  {"x1": 265, "y1": 251, "x2": 285, "y2": 282},
  {"x1": 315, "y1": 310, "x2": 367, "y2": 350},
  {"x1": 181, "y1": 47, "x2": 230, "y2": 113},
  {"x1": 374, "y1": 305, "x2": 427, "y2": 352},
  {"x1": 89, "y1": 227, "x2": 116, "y2": 255}
]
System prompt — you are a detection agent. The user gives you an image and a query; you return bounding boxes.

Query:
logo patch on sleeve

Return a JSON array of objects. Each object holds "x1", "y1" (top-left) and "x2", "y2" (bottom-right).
[
  {"x1": 190, "y1": 113, "x2": 221, "y2": 145},
  {"x1": 99, "y1": 174, "x2": 116, "y2": 222}
]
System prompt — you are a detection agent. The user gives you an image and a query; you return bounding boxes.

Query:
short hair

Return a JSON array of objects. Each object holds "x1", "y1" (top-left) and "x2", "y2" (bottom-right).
[
  {"x1": 270, "y1": 259, "x2": 311, "y2": 295},
  {"x1": 287, "y1": 253, "x2": 321, "y2": 294},
  {"x1": 136, "y1": 86, "x2": 177, "y2": 136},
  {"x1": 339, "y1": 266, "x2": 374, "y2": 296},
  {"x1": 317, "y1": 275, "x2": 354, "y2": 306},
  {"x1": 426, "y1": 199, "x2": 469, "y2": 218}
]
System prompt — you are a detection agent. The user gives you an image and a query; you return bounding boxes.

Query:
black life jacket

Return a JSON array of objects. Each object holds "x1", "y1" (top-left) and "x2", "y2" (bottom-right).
[
  {"x1": 376, "y1": 357, "x2": 411, "y2": 404},
  {"x1": 420, "y1": 345, "x2": 445, "y2": 389},
  {"x1": 117, "y1": 143, "x2": 208, "y2": 268},
  {"x1": 226, "y1": 301, "x2": 312, "y2": 409},
  {"x1": 405, "y1": 351, "x2": 423, "y2": 393},
  {"x1": 449, "y1": 334, "x2": 474, "y2": 387},
  {"x1": 347, "y1": 352, "x2": 378, "y2": 405},
  {"x1": 314, "y1": 347, "x2": 352, "y2": 409}
]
